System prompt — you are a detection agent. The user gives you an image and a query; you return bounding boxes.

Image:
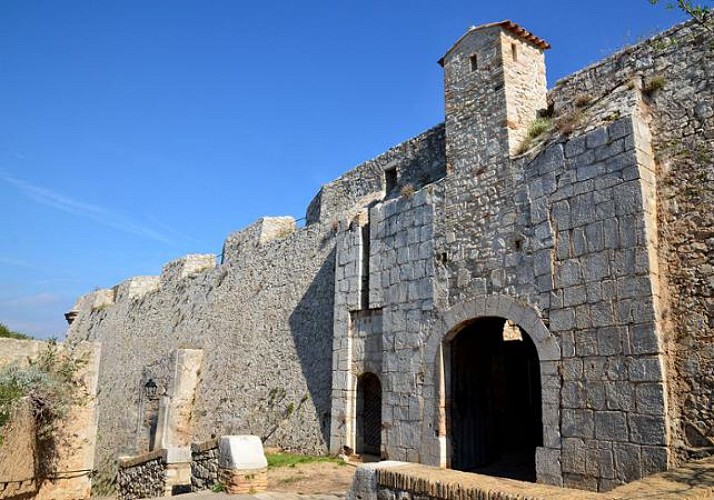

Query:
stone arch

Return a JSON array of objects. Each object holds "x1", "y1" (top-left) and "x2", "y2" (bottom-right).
[
  {"x1": 434, "y1": 294, "x2": 562, "y2": 484},
  {"x1": 440, "y1": 294, "x2": 559, "y2": 361}
]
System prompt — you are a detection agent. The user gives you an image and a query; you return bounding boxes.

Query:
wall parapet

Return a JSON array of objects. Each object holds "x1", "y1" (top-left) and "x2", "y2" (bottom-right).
[
  {"x1": 113, "y1": 276, "x2": 160, "y2": 302},
  {"x1": 307, "y1": 124, "x2": 446, "y2": 225},
  {"x1": 548, "y1": 19, "x2": 697, "y2": 116},
  {"x1": 222, "y1": 216, "x2": 296, "y2": 264},
  {"x1": 160, "y1": 254, "x2": 216, "y2": 286}
]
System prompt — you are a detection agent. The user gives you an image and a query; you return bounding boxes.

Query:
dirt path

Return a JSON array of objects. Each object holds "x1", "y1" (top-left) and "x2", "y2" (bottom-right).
[{"x1": 267, "y1": 461, "x2": 356, "y2": 494}]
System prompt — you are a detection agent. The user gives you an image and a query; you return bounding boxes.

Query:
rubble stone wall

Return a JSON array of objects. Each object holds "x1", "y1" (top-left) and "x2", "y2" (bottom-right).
[
  {"x1": 190, "y1": 439, "x2": 219, "y2": 492},
  {"x1": 117, "y1": 451, "x2": 166, "y2": 500}
]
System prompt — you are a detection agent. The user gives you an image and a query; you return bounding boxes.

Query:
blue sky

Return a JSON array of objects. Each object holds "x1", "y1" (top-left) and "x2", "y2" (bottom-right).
[{"x1": 0, "y1": 1, "x2": 685, "y2": 338}]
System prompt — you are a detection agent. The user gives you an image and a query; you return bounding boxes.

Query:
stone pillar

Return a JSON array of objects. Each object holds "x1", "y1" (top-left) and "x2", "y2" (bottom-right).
[
  {"x1": 217, "y1": 436, "x2": 268, "y2": 495},
  {"x1": 162, "y1": 349, "x2": 204, "y2": 449},
  {"x1": 163, "y1": 448, "x2": 192, "y2": 496}
]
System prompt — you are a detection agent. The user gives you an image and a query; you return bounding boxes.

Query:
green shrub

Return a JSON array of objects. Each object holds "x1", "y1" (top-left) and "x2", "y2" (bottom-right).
[
  {"x1": 0, "y1": 322, "x2": 32, "y2": 340},
  {"x1": 0, "y1": 340, "x2": 87, "y2": 443}
]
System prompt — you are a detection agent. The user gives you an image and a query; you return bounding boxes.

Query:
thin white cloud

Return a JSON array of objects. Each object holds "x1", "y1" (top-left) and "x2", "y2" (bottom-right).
[
  {"x1": 0, "y1": 256, "x2": 45, "y2": 271},
  {"x1": 0, "y1": 292, "x2": 62, "y2": 308},
  {"x1": 1, "y1": 173, "x2": 177, "y2": 244}
]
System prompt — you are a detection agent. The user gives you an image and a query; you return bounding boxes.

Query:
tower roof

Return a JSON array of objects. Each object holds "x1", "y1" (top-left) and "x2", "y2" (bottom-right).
[{"x1": 438, "y1": 20, "x2": 550, "y2": 67}]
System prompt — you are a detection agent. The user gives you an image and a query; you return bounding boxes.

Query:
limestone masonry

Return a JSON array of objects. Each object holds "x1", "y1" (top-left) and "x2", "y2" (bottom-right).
[{"x1": 66, "y1": 18, "x2": 713, "y2": 493}]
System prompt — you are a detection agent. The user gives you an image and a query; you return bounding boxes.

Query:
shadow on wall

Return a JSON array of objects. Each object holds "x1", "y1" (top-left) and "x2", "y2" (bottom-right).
[{"x1": 288, "y1": 247, "x2": 336, "y2": 447}]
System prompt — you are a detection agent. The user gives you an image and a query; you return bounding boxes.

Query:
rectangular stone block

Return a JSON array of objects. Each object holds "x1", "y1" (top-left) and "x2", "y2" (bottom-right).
[
  {"x1": 635, "y1": 382, "x2": 666, "y2": 415},
  {"x1": 628, "y1": 414, "x2": 667, "y2": 445},
  {"x1": 562, "y1": 438, "x2": 587, "y2": 474},
  {"x1": 562, "y1": 409, "x2": 594, "y2": 438},
  {"x1": 627, "y1": 356, "x2": 663, "y2": 382},
  {"x1": 535, "y1": 447, "x2": 562, "y2": 479},
  {"x1": 605, "y1": 381, "x2": 636, "y2": 412},
  {"x1": 614, "y1": 442, "x2": 642, "y2": 482},
  {"x1": 594, "y1": 411, "x2": 628, "y2": 441}
]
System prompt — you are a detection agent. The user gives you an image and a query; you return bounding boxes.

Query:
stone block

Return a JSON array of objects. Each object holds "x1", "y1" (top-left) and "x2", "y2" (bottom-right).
[
  {"x1": 641, "y1": 445, "x2": 669, "y2": 476},
  {"x1": 605, "y1": 382, "x2": 636, "y2": 412},
  {"x1": 607, "y1": 118, "x2": 631, "y2": 141},
  {"x1": 91, "y1": 289, "x2": 115, "y2": 311},
  {"x1": 614, "y1": 442, "x2": 642, "y2": 482},
  {"x1": 575, "y1": 329, "x2": 598, "y2": 357},
  {"x1": 562, "y1": 381, "x2": 586, "y2": 408},
  {"x1": 597, "y1": 326, "x2": 623, "y2": 356},
  {"x1": 585, "y1": 381, "x2": 607, "y2": 410},
  {"x1": 535, "y1": 447, "x2": 562, "y2": 479},
  {"x1": 564, "y1": 285, "x2": 586, "y2": 307},
  {"x1": 586, "y1": 127, "x2": 609, "y2": 149},
  {"x1": 590, "y1": 301, "x2": 614, "y2": 328},
  {"x1": 218, "y1": 436, "x2": 268, "y2": 470},
  {"x1": 564, "y1": 473, "x2": 599, "y2": 491},
  {"x1": 562, "y1": 409, "x2": 594, "y2": 438},
  {"x1": 635, "y1": 383, "x2": 665, "y2": 415},
  {"x1": 165, "y1": 447, "x2": 191, "y2": 464},
  {"x1": 550, "y1": 308, "x2": 576, "y2": 332},
  {"x1": 585, "y1": 222, "x2": 605, "y2": 252},
  {"x1": 582, "y1": 251, "x2": 610, "y2": 283},
  {"x1": 561, "y1": 438, "x2": 587, "y2": 474},
  {"x1": 218, "y1": 467, "x2": 268, "y2": 495},
  {"x1": 614, "y1": 181, "x2": 643, "y2": 217},
  {"x1": 629, "y1": 414, "x2": 667, "y2": 445},
  {"x1": 160, "y1": 254, "x2": 216, "y2": 285},
  {"x1": 565, "y1": 135, "x2": 587, "y2": 158},
  {"x1": 627, "y1": 356, "x2": 663, "y2": 382},
  {"x1": 594, "y1": 411, "x2": 628, "y2": 441},
  {"x1": 561, "y1": 358, "x2": 583, "y2": 381}
]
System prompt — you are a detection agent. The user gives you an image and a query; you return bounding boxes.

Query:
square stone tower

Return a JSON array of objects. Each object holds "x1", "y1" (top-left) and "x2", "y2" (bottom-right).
[{"x1": 440, "y1": 21, "x2": 549, "y2": 166}]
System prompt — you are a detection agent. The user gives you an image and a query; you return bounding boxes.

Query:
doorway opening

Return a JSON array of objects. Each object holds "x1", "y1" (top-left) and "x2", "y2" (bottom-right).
[
  {"x1": 449, "y1": 317, "x2": 542, "y2": 481},
  {"x1": 356, "y1": 372, "x2": 382, "y2": 457}
]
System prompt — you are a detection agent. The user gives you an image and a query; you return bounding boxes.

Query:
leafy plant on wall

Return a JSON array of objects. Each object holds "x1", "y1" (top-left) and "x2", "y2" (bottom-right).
[
  {"x1": 0, "y1": 340, "x2": 89, "y2": 477},
  {"x1": 649, "y1": 0, "x2": 713, "y2": 31}
]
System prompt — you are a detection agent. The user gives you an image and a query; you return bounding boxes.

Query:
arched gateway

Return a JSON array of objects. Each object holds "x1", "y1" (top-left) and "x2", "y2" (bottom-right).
[
  {"x1": 449, "y1": 317, "x2": 542, "y2": 480},
  {"x1": 437, "y1": 295, "x2": 561, "y2": 484}
]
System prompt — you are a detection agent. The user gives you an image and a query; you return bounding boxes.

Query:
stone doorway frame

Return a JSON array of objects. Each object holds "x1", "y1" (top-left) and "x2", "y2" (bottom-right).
[
  {"x1": 434, "y1": 294, "x2": 563, "y2": 486},
  {"x1": 355, "y1": 372, "x2": 383, "y2": 457}
]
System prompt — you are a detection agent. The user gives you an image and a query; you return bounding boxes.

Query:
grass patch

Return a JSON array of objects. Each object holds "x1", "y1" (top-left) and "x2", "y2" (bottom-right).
[
  {"x1": 266, "y1": 452, "x2": 344, "y2": 469},
  {"x1": 643, "y1": 74, "x2": 666, "y2": 96},
  {"x1": 400, "y1": 183, "x2": 416, "y2": 198},
  {"x1": 526, "y1": 117, "x2": 552, "y2": 139}
]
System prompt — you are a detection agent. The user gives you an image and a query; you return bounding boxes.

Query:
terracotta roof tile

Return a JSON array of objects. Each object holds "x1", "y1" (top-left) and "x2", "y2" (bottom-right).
[{"x1": 438, "y1": 20, "x2": 550, "y2": 66}]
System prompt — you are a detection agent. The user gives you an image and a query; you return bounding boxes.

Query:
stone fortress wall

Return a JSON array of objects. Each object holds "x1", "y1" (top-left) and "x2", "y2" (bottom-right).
[
  {"x1": 66, "y1": 18, "x2": 712, "y2": 493},
  {"x1": 65, "y1": 126, "x2": 446, "y2": 483}
]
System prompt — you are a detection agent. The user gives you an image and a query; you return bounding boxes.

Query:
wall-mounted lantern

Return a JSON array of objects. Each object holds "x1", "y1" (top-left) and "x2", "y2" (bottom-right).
[{"x1": 144, "y1": 379, "x2": 158, "y2": 401}]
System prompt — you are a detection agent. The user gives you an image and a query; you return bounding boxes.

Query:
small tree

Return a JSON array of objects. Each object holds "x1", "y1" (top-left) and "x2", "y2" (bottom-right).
[{"x1": 649, "y1": 0, "x2": 713, "y2": 31}]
